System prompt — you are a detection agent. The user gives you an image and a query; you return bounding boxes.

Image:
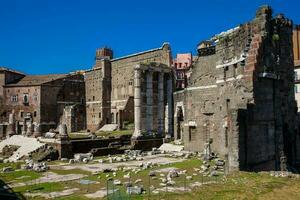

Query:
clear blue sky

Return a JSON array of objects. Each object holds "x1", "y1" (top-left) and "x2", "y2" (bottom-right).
[{"x1": 0, "y1": 0, "x2": 299, "y2": 74}]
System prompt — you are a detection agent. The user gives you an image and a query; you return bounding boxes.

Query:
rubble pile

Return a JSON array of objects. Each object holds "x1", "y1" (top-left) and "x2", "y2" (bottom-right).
[{"x1": 23, "y1": 160, "x2": 49, "y2": 172}]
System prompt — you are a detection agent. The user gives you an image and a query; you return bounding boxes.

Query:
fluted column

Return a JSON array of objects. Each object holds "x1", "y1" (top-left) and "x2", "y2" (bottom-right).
[
  {"x1": 133, "y1": 66, "x2": 142, "y2": 138},
  {"x1": 157, "y1": 72, "x2": 165, "y2": 135},
  {"x1": 146, "y1": 70, "x2": 153, "y2": 134},
  {"x1": 166, "y1": 74, "x2": 174, "y2": 138}
]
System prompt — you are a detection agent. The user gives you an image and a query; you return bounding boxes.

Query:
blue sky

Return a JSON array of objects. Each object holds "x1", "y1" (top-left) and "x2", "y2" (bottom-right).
[{"x1": 0, "y1": 0, "x2": 299, "y2": 74}]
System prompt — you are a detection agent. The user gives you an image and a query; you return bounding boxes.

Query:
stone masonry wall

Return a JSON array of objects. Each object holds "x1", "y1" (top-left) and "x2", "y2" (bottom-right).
[{"x1": 174, "y1": 6, "x2": 297, "y2": 172}]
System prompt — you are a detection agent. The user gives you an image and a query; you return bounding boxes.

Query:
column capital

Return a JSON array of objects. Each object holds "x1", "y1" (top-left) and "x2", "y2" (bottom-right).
[
  {"x1": 134, "y1": 64, "x2": 142, "y2": 70},
  {"x1": 146, "y1": 69, "x2": 154, "y2": 74}
]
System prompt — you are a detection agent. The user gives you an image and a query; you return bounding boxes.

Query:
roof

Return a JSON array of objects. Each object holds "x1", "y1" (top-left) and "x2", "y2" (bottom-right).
[
  {"x1": 6, "y1": 74, "x2": 68, "y2": 87},
  {"x1": 111, "y1": 42, "x2": 170, "y2": 62},
  {"x1": 0, "y1": 67, "x2": 25, "y2": 75}
]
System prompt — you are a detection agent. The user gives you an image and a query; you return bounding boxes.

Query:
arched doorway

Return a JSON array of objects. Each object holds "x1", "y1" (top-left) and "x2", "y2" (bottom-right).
[{"x1": 176, "y1": 106, "x2": 184, "y2": 139}]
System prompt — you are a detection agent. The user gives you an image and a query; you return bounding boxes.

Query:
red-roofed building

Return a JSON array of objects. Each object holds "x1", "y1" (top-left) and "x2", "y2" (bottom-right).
[{"x1": 172, "y1": 53, "x2": 193, "y2": 90}]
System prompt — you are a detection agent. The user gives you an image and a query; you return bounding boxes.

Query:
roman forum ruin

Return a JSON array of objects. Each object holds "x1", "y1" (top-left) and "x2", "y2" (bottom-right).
[{"x1": 0, "y1": 5, "x2": 300, "y2": 173}]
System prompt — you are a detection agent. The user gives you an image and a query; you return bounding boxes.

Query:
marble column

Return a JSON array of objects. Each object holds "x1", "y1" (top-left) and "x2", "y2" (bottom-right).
[
  {"x1": 59, "y1": 124, "x2": 68, "y2": 139},
  {"x1": 26, "y1": 121, "x2": 33, "y2": 136},
  {"x1": 7, "y1": 112, "x2": 16, "y2": 136},
  {"x1": 157, "y1": 72, "x2": 165, "y2": 135},
  {"x1": 146, "y1": 70, "x2": 153, "y2": 134},
  {"x1": 166, "y1": 74, "x2": 174, "y2": 138},
  {"x1": 33, "y1": 123, "x2": 41, "y2": 137},
  {"x1": 133, "y1": 66, "x2": 142, "y2": 138}
]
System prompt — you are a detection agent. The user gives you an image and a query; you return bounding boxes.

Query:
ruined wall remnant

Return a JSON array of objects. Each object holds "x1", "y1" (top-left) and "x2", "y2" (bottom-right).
[{"x1": 174, "y1": 6, "x2": 298, "y2": 172}]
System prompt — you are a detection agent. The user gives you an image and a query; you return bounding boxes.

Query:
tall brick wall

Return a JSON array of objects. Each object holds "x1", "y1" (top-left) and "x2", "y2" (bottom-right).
[
  {"x1": 174, "y1": 6, "x2": 297, "y2": 172},
  {"x1": 85, "y1": 59, "x2": 111, "y2": 132},
  {"x1": 293, "y1": 25, "x2": 300, "y2": 65}
]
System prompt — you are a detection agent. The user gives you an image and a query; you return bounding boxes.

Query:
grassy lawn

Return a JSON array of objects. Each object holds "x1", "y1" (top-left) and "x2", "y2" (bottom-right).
[
  {"x1": 130, "y1": 172, "x2": 300, "y2": 200},
  {"x1": 0, "y1": 169, "x2": 42, "y2": 183},
  {"x1": 1, "y1": 158, "x2": 300, "y2": 200},
  {"x1": 68, "y1": 129, "x2": 133, "y2": 139},
  {"x1": 13, "y1": 181, "x2": 66, "y2": 193}
]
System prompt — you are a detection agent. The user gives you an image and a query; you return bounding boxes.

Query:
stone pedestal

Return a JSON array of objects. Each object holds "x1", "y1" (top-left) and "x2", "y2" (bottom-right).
[{"x1": 59, "y1": 124, "x2": 68, "y2": 139}]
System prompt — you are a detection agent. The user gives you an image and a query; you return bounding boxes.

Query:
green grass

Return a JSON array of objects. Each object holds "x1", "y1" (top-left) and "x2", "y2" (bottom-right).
[
  {"x1": 0, "y1": 161, "x2": 23, "y2": 170},
  {"x1": 0, "y1": 169, "x2": 42, "y2": 183},
  {"x1": 68, "y1": 129, "x2": 133, "y2": 139},
  {"x1": 50, "y1": 169, "x2": 92, "y2": 176},
  {"x1": 128, "y1": 172, "x2": 300, "y2": 200},
  {"x1": 96, "y1": 129, "x2": 133, "y2": 137},
  {"x1": 14, "y1": 181, "x2": 65, "y2": 193},
  {"x1": 2, "y1": 158, "x2": 300, "y2": 200}
]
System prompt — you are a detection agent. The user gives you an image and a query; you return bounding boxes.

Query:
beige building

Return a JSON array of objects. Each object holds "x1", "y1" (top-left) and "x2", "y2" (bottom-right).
[
  {"x1": 294, "y1": 25, "x2": 300, "y2": 111},
  {"x1": 85, "y1": 43, "x2": 174, "y2": 137}
]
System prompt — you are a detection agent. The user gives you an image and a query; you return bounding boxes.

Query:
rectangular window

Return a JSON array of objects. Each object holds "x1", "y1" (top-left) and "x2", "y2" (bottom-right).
[
  {"x1": 233, "y1": 64, "x2": 237, "y2": 78},
  {"x1": 295, "y1": 85, "x2": 299, "y2": 93},
  {"x1": 188, "y1": 126, "x2": 196, "y2": 141},
  {"x1": 34, "y1": 111, "x2": 37, "y2": 117},
  {"x1": 224, "y1": 66, "x2": 229, "y2": 80},
  {"x1": 11, "y1": 95, "x2": 18, "y2": 102}
]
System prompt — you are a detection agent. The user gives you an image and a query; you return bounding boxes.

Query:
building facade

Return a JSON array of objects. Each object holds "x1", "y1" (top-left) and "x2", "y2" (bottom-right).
[
  {"x1": 85, "y1": 43, "x2": 174, "y2": 136},
  {"x1": 0, "y1": 68, "x2": 86, "y2": 138},
  {"x1": 293, "y1": 25, "x2": 300, "y2": 111},
  {"x1": 174, "y1": 6, "x2": 299, "y2": 172},
  {"x1": 173, "y1": 53, "x2": 193, "y2": 90}
]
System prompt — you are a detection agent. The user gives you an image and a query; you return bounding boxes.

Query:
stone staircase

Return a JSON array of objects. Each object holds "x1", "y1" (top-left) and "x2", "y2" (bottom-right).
[{"x1": 0, "y1": 135, "x2": 45, "y2": 162}]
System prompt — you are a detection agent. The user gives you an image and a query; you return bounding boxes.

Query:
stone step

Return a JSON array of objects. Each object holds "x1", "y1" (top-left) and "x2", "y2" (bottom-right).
[
  {"x1": 98, "y1": 124, "x2": 119, "y2": 132},
  {"x1": 0, "y1": 135, "x2": 45, "y2": 162}
]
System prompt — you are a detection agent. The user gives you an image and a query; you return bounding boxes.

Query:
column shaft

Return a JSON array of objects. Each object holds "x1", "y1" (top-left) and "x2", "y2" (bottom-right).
[
  {"x1": 133, "y1": 67, "x2": 142, "y2": 138},
  {"x1": 158, "y1": 72, "x2": 165, "y2": 135},
  {"x1": 146, "y1": 70, "x2": 153, "y2": 133},
  {"x1": 167, "y1": 74, "x2": 174, "y2": 138}
]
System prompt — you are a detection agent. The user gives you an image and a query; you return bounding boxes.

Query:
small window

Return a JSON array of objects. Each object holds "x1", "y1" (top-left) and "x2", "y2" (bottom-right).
[
  {"x1": 20, "y1": 112, "x2": 24, "y2": 118},
  {"x1": 295, "y1": 85, "x2": 299, "y2": 93},
  {"x1": 233, "y1": 64, "x2": 238, "y2": 78},
  {"x1": 34, "y1": 111, "x2": 37, "y2": 117},
  {"x1": 11, "y1": 95, "x2": 18, "y2": 102},
  {"x1": 23, "y1": 94, "x2": 29, "y2": 104},
  {"x1": 99, "y1": 112, "x2": 101, "y2": 118},
  {"x1": 93, "y1": 96, "x2": 95, "y2": 101}
]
